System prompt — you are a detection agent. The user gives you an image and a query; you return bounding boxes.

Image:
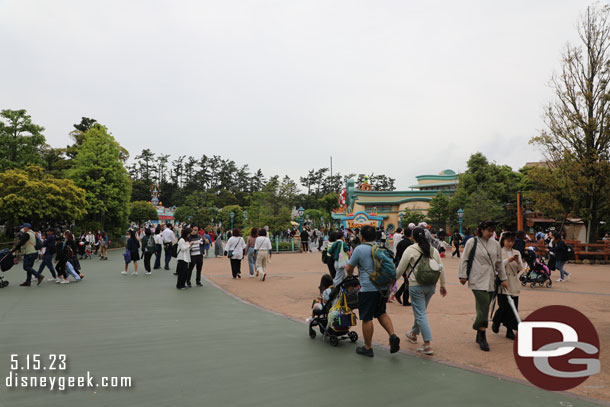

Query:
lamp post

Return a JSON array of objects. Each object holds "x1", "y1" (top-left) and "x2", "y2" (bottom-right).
[
  {"x1": 457, "y1": 208, "x2": 464, "y2": 235},
  {"x1": 517, "y1": 192, "x2": 524, "y2": 231},
  {"x1": 243, "y1": 210, "x2": 247, "y2": 227},
  {"x1": 297, "y1": 206, "x2": 305, "y2": 233},
  {"x1": 230, "y1": 211, "x2": 235, "y2": 230},
  {"x1": 398, "y1": 212, "x2": 404, "y2": 228}
]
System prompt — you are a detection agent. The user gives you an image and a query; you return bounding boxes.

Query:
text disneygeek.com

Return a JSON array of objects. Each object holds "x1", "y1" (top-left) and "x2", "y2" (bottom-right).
[{"x1": 4, "y1": 354, "x2": 132, "y2": 391}]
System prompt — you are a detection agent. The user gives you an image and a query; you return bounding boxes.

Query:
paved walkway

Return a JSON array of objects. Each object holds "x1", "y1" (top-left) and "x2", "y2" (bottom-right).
[{"x1": 0, "y1": 252, "x2": 604, "y2": 407}]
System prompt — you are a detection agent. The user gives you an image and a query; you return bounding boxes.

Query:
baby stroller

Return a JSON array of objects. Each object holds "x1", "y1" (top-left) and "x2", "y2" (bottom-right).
[
  {"x1": 0, "y1": 248, "x2": 16, "y2": 288},
  {"x1": 520, "y1": 249, "x2": 552, "y2": 288},
  {"x1": 308, "y1": 277, "x2": 360, "y2": 346}
]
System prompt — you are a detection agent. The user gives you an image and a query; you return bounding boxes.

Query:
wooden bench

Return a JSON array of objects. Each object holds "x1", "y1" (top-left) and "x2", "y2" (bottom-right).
[{"x1": 573, "y1": 243, "x2": 610, "y2": 260}]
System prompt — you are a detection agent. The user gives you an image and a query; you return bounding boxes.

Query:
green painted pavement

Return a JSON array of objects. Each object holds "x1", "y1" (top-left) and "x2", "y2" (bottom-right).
[{"x1": 0, "y1": 253, "x2": 602, "y2": 407}]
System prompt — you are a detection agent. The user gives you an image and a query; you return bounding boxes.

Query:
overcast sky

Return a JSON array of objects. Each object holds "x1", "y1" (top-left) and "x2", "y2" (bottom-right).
[{"x1": 0, "y1": 0, "x2": 590, "y2": 190}]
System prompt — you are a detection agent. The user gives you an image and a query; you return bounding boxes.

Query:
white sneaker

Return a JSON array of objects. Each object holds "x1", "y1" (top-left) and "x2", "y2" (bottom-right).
[
  {"x1": 132, "y1": 272, "x2": 138, "y2": 276},
  {"x1": 121, "y1": 271, "x2": 128, "y2": 275},
  {"x1": 556, "y1": 278, "x2": 563, "y2": 282},
  {"x1": 249, "y1": 275, "x2": 254, "y2": 278},
  {"x1": 565, "y1": 273, "x2": 570, "y2": 280},
  {"x1": 60, "y1": 279, "x2": 70, "y2": 284},
  {"x1": 145, "y1": 272, "x2": 152, "y2": 275},
  {"x1": 56, "y1": 278, "x2": 63, "y2": 284},
  {"x1": 47, "y1": 278, "x2": 56, "y2": 283}
]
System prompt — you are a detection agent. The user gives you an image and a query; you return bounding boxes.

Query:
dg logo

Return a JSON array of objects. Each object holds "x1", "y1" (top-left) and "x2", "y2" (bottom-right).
[{"x1": 514, "y1": 305, "x2": 600, "y2": 391}]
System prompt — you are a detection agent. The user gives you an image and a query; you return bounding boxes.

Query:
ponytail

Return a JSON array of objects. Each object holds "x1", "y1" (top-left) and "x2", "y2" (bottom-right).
[{"x1": 413, "y1": 227, "x2": 431, "y2": 258}]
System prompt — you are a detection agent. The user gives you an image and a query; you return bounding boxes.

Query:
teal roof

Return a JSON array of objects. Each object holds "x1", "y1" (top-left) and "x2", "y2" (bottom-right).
[{"x1": 354, "y1": 190, "x2": 454, "y2": 197}]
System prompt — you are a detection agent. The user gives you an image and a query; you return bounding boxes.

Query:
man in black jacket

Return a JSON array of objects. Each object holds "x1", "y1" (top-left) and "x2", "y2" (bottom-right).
[{"x1": 37, "y1": 230, "x2": 57, "y2": 281}]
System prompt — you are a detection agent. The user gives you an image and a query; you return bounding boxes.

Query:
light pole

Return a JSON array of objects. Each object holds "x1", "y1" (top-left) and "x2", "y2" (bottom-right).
[
  {"x1": 457, "y1": 208, "x2": 464, "y2": 235},
  {"x1": 297, "y1": 206, "x2": 305, "y2": 233},
  {"x1": 243, "y1": 210, "x2": 248, "y2": 227},
  {"x1": 230, "y1": 211, "x2": 235, "y2": 230},
  {"x1": 320, "y1": 216, "x2": 324, "y2": 229},
  {"x1": 398, "y1": 212, "x2": 404, "y2": 228}
]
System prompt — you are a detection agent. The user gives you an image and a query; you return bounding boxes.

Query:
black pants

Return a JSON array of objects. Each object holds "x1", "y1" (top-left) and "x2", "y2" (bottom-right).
[
  {"x1": 301, "y1": 241, "x2": 308, "y2": 252},
  {"x1": 492, "y1": 294, "x2": 519, "y2": 331},
  {"x1": 176, "y1": 260, "x2": 189, "y2": 289},
  {"x1": 154, "y1": 244, "x2": 162, "y2": 269},
  {"x1": 143, "y1": 251, "x2": 153, "y2": 272},
  {"x1": 230, "y1": 258, "x2": 242, "y2": 278},
  {"x1": 164, "y1": 243, "x2": 173, "y2": 268},
  {"x1": 395, "y1": 275, "x2": 410, "y2": 305},
  {"x1": 326, "y1": 259, "x2": 336, "y2": 279},
  {"x1": 452, "y1": 243, "x2": 460, "y2": 257},
  {"x1": 188, "y1": 254, "x2": 203, "y2": 284}
]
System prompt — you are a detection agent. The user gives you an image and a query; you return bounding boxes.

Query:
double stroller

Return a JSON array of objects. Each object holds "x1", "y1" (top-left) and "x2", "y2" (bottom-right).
[
  {"x1": 308, "y1": 277, "x2": 360, "y2": 347},
  {"x1": 0, "y1": 248, "x2": 16, "y2": 288},
  {"x1": 520, "y1": 249, "x2": 552, "y2": 288}
]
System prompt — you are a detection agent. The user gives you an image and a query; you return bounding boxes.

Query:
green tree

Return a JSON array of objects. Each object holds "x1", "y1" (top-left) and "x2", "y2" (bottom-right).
[
  {"x1": 530, "y1": 5, "x2": 610, "y2": 242},
  {"x1": 129, "y1": 201, "x2": 159, "y2": 225},
  {"x1": 0, "y1": 109, "x2": 46, "y2": 171},
  {"x1": 402, "y1": 208, "x2": 428, "y2": 226},
  {"x1": 427, "y1": 192, "x2": 451, "y2": 230},
  {"x1": 462, "y1": 189, "x2": 504, "y2": 230},
  {"x1": 0, "y1": 166, "x2": 87, "y2": 228},
  {"x1": 68, "y1": 124, "x2": 132, "y2": 236},
  {"x1": 218, "y1": 205, "x2": 244, "y2": 230}
]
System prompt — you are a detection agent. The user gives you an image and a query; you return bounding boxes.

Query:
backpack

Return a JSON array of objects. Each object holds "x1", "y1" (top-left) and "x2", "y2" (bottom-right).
[
  {"x1": 408, "y1": 249, "x2": 441, "y2": 285},
  {"x1": 171, "y1": 243, "x2": 179, "y2": 258},
  {"x1": 145, "y1": 235, "x2": 156, "y2": 253},
  {"x1": 363, "y1": 243, "x2": 396, "y2": 291},
  {"x1": 34, "y1": 236, "x2": 43, "y2": 251},
  {"x1": 321, "y1": 249, "x2": 328, "y2": 264}
]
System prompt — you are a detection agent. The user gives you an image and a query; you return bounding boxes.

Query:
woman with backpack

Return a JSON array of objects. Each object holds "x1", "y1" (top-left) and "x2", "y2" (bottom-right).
[
  {"x1": 458, "y1": 221, "x2": 508, "y2": 352},
  {"x1": 142, "y1": 228, "x2": 155, "y2": 275},
  {"x1": 549, "y1": 232, "x2": 571, "y2": 282},
  {"x1": 395, "y1": 227, "x2": 446, "y2": 355}
]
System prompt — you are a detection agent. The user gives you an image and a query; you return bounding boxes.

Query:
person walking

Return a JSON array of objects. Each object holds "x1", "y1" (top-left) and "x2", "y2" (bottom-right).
[
  {"x1": 245, "y1": 228, "x2": 258, "y2": 278},
  {"x1": 12, "y1": 223, "x2": 44, "y2": 286},
  {"x1": 549, "y1": 232, "x2": 571, "y2": 282},
  {"x1": 451, "y1": 231, "x2": 462, "y2": 258},
  {"x1": 300, "y1": 229, "x2": 309, "y2": 253},
  {"x1": 99, "y1": 231, "x2": 109, "y2": 260},
  {"x1": 392, "y1": 228, "x2": 403, "y2": 254},
  {"x1": 141, "y1": 227, "x2": 156, "y2": 275},
  {"x1": 37, "y1": 229, "x2": 57, "y2": 282},
  {"x1": 492, "y1": 232, "x2": 523, "y2": 340},
  {"x1": 187, "y1": 225, "x2": 204, "y2": 287},
  {"x1": 162, "y1": 224, "x2": 176, "y2": 270},
  {"x1": 345, "y1": 225, "x2": 400, "y2": 357},
  {"x1": 225, "y1": 228, "x2": 246, "y2": 279},
  {"x1": 327, "y1": 231, "x2": 350, "y2": 286},
  {"x1": 123, "y1": 230, "x2": 140, "y2": 275},
  {"x1": 176, "y1": 228, "x2": 193, "y2": 290},
  {"x1": 254, "y1": 228, "x2": 272, "y2": 281},
  {"x1": 202, "y1": 229, "x2": 211, "y2": 258},
  {"x1": 394, "y1": 227, "x2": 413, "y2": 306},
  {"x1": 153, "y1": 225, "x2": 163, "y2": 269},
  {"x1": 458, "y1": 221, "x2": 508, "y2": 352},
  {"x1": 56, "y1": 231, "x2": 81, "y2": 283},
  {"x1": 214, "y1": 229, "x2": 224, "y2": 257},
  {"x1": 396, "y1": 227, "x2": 447, "y2": 355}
]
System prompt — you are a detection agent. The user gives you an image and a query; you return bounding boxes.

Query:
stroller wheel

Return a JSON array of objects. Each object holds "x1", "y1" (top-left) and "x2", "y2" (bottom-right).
[
  {"x1": 521, "y1": 281, "x2": 527, "y2": 286},
  {"x1": 309, "y1": 328, "x2": 316, "y2": 339},
  {"x1": 348, "y1": 331, "x2": 358, "y2": 343},
  {"x1": 530, "y1": 282, "x2": 536, "y2": 288},
  {"x1": 1, "y1": 281, "x2": 8, "y2": 288},
  {"x1": 329, "y1": 336, "x2": 339, "y2": 347},
  {"x1": 546, "y1": 280, "x2": 552, "y2": 288}
]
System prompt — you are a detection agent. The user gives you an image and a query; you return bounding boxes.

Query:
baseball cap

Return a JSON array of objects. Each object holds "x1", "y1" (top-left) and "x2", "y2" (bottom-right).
[{"x1": 19, "y1": 223, "x2": 32, "y2": 229}]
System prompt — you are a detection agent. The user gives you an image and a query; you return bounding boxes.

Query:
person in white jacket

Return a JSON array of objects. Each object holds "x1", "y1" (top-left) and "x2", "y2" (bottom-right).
[
  {"x1": 226, "y1": 228, "x2": 247, "y2": 279},
  {"x1": 395, "y1": 227, "x2": 447, "y2": 356},
  {"x1": 254, "y1": 229, "x2": 273, "y2": 281},
  {"x1": 175, "y1": 228, "x2": 193, "y2": 290}
]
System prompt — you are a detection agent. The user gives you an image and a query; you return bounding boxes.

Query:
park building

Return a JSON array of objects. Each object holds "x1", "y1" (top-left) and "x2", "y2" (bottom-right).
[{"x1": 332, "y1": 170, "x2": 458, "y2": 232}]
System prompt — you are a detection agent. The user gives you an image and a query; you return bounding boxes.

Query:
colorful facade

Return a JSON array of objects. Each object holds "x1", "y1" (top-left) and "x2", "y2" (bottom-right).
[{"x1": 332, "y1": 170, "x2": 458, "y2": 232}]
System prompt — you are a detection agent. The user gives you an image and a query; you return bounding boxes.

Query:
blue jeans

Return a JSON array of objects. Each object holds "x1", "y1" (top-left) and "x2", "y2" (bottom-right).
[
  {"x1": 247, "y1": 248, "x2": 256, "y2": 276},
  {"x1": 23, "y1": 253, "x2": 40, "y2": 282},
  {"x1": 556, "y1": 260, "x2": 568, "y2": 280},
  {"x1": 408, "y1": 285, "x2": 436, "y2": 342},
  {"x1": 37, "y1": 253, "x2": 56, "y2": 278}
]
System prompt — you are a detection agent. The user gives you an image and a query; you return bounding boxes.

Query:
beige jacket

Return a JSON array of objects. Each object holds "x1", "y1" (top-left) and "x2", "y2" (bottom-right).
[
  {"x1": 502, "y1": 248, "x2": 524, "y2": 296},
  {"x1": 396, "y1": 243, "x2": 446, "y2": 288},
  {"x1": 458, "y1": 237, "x2": 506, "y2": 292}
]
